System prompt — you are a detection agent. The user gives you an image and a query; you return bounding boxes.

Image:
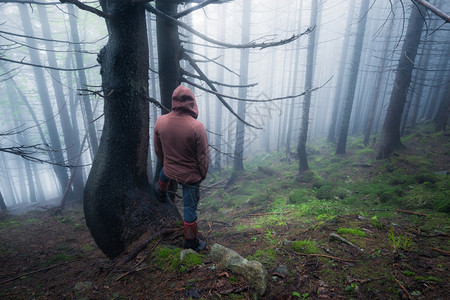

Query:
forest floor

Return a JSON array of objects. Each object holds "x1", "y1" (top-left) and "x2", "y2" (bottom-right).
[{"x1": 0, "y1": 124, "x2": 449, "y2": 300}]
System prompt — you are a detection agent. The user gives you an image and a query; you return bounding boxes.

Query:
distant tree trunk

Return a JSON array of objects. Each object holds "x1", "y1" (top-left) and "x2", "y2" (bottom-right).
[
  {"x1": 363, "y1": 15, "x2": 394, "y2": 146},
  {"x1": 214, "y1": 6, "x2": 227, "y2": 170},
  {"x1": 327, "y1": 0, "x2": 355, "y2": 143},
  {"x1": 38, "y1": 5, "x2": 83, "y2": 202},
  {"x1": 0, "y1": 190, "x2": 6, "y2": 211},
  {"x1": 233, "y1": 0, "x2": 251, "y2": 171},
  {"x1": 286, "y1": 0, "x2": 303, "y2": 156},
  {"x1": 18, "y1": 4, "x2": 69, "y2": 194},
  {"x1": 377, "y1": 5, "x2": 426, "y2": 159},
  {"x1": 297, "y1": 0, "x2": 319, "y2": 173},
  {"x1": 434, "y1": 80, "x2": 450, "y2": 132},
  {"x1": 67, "y1": 4, "x2": 99, "y2": 158},
  {"x1": 83, "y1": 0, "x2": 181, "y2": 259},
  {"x1": 335, "y1": 0, "x2": 370, "y2": 154}
]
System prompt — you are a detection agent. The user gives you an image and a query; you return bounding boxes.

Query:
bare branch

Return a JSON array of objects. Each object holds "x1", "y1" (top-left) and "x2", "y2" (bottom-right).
[
  {"x1": 0, "y1": 30, "x2": 107, "y2": 45},
  {"x1": 145, "y1": 3, "x2": 311, "y2": 49},
  {"x1": 182, "y1": 52, "x2": 261, "y2": 129},
  {"x1": 59, "y1": 0, "x2": 110, "y2": 19},
  {"x1": 412, "y1": 0, "x2": 450, "y2": 23},
  {"x1": 174, "y1": 0, "x2": 231, "y2": 19},
  {"x1": 182, "y1": 69, "x2": 257, "y2": 89},
  {"x1": 0, "y1": 56, "x2": 99, "y2": 71}
]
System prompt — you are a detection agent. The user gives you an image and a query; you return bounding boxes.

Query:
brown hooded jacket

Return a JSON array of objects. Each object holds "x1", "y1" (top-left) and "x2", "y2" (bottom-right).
[{"x1": 154, "y1": 85, "x2": 209, "y2": 184}]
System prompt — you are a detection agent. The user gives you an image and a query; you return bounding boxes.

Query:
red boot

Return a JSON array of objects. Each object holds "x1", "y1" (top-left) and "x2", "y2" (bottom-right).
[{"x1": 183, "y1": 220, "x2": 206, "y2": 251}]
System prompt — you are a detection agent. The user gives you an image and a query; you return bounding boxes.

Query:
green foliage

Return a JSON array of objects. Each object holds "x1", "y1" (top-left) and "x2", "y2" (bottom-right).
[
  {"x1": 337, "y1": 228, "x2": 366, "y2": 237},
  {"x1": 388, "y1": 227, "x2": 413, "y2": 251},
  {"x1": 290, "y1": 239, "x2": 320, "y2": 254},
  {"x1": 288, "y1": 189, "x2": 314, "y2": 204}
]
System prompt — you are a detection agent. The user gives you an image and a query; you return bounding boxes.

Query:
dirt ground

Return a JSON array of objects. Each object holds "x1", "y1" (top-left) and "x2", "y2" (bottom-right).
[{"x1": 0, "y1": 130, "x2": 449, "y2": 299}]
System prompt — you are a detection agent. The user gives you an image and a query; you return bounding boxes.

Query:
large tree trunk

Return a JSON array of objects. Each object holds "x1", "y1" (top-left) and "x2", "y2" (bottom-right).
[
  {"x1": 233, "y1": 0, "x2": 251, "y2": 171},
  {"x1": 377, "y1": 4, "x2": 426, "y2": 159},
  {"x1": 84, "y1": 1, "x2": 180, "y2": 259},
  {"x1": 297, "y1": 0, "x2": 319, "y2": 173},
  {"x1": 335, "y1": 0, "x2": 370, "y2": 155}
]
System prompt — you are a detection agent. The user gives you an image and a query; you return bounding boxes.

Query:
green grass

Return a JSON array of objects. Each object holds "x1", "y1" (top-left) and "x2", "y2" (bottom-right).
[{"x1": 337, "y1": 228, "x2": 367, "y2": 237}]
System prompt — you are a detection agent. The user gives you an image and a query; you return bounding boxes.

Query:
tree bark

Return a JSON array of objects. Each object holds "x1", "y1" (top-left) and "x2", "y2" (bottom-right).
[
  {"x1": 377, "y1": 4, "x2": 426, "y2": 159},
  {"x1": 84, "y1": 0, "x2": 181, "y2": 259}
]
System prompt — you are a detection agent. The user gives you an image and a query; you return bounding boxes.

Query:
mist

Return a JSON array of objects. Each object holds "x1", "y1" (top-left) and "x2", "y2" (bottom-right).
[{"x1": 0, "y1": 0, "x2": 449, "y2": 208}]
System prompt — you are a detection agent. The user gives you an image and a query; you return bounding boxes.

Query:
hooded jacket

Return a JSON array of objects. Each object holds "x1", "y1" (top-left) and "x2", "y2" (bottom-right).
[{"x1": 154, "y1": 85, "x2": 209, "y2": 184}]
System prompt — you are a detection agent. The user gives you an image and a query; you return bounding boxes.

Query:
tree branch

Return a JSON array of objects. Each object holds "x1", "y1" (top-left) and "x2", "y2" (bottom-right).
[
  {"x1": 412, "y1": 0, "x2": 450, "y2": 23},
  {"x1": 182, "y1": 69, "x2": 257, "y2": 89},
  {"x1": 0, "y1": 56, "x2": 99, "y2": 71},
  {"x1": 59, "y1": 0, "x2": 110, "y2": 19},
  {"x1": 145, "y1": 3, "x2": 311, "y2": 49},
  {"x1": 174, "y1": 0, "x2": 231, "y2": 19},
  {"x1": 182, "y1": 52, "x2": 261, "y2": 129}
]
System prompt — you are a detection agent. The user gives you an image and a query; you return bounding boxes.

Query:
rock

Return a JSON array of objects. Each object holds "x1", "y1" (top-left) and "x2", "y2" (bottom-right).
[
  {"x1": 275, "y1": 265, "x2": 288, "y2": 276},
  {"x1": 210, "y1": 243, "x2": 268, "y2": 295},
  {"x1": 180, "y1": 249, "x2": 198, "y2": 262}
]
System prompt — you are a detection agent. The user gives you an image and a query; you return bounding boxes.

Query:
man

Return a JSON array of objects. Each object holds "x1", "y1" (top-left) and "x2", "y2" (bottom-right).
[{"x1": 154, "y1": 85, "x2": 209, "y2": 251}]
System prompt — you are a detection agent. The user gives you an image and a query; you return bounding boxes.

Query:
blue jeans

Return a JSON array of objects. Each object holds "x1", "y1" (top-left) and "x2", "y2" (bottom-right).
[{"x1": 159, "y1": 169, "x2": 200, "y2": 223}]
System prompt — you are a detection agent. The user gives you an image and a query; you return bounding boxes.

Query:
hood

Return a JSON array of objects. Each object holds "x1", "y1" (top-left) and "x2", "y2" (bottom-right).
[{"x1": 171, "y1": 85, "x2": 198, "y2": 119}]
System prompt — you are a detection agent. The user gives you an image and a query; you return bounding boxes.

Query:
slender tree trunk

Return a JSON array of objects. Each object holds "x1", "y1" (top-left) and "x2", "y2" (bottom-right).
[
  {"x1": 297, "y1": 0, "x2": 319, "y2": 173},
  {"x1": 38, "y1": 5, "x2": 84, "y2": 201},
  {"x1": 434, "y1": 80, "x2": 450, "y2": 132},
  {"x1": 286, "y1": 0, "x2": 303, "y2": 156},
  {"x1": 363, "y1": 16, "x2": 394, "y2": 146},
  {"x1": 84, "y1": 1, "x2": 181, "y2": 258},
  {"x1": 377, "y1": 4, "x2": 426, "y2": 159},
  {"x1": 0, "y1": 190, "x2": 6, "y2": 211},
  {"x1": 335, "y1": 0, "x2": 370, "y2": 154},
  {"x1": 214, "y1": 5, "x2": 227, "y2": 170},
  {"x1": 18, "y1": 4, "x2": 69, "y2": 194},
  {"x1": 327, "y1": 0, "x2": 355, "y2": 143},
  {"x1": 233, "y1": 0, "x2": 251, "y2": 171},
  {"x1": 67, "y1": 4, "x2": 99, "y2": 158}
]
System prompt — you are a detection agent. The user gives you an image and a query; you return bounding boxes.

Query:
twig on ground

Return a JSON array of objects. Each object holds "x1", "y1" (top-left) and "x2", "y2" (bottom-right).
[
  {"x1": 430, "y1": 247, "x2": 450, "y2": 256},
  {"x1": 396, "y1": 209, "x2": 428, "y2": 217},
  {"x1": 0, "y1": 264, "x2": 59, "y2": 285},
  {"x1": 394, "y1": 277, "x2": 412, "y2": 299}
]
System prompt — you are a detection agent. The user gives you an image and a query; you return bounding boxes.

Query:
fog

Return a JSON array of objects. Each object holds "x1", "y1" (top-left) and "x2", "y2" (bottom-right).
[{"x1": 0, "y1": 0, "x2": 449, "y2": 207}]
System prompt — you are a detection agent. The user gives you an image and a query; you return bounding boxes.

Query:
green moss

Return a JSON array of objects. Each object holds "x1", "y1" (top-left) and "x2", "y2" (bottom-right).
[
  {"x1": 247, "y1": 249, "x2": 277, "y2": 267},
  {"x1": 48, "y1": 253, "x2": 73, "y2": 265},
  {"x1": 337, "y1": 228, "x2": 366, "y2": 237},
  {"x1": 153, "y1": 246, "x2": 204, "y2": 272},
  {"x1": 291, "y1": 239, "x2": 320, "y2": 254}
]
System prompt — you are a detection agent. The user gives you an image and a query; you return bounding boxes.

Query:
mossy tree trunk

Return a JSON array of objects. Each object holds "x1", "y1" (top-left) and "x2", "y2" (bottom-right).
[{"x1": 83, "y1": 0, "x2": 181, "y2": 259}]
